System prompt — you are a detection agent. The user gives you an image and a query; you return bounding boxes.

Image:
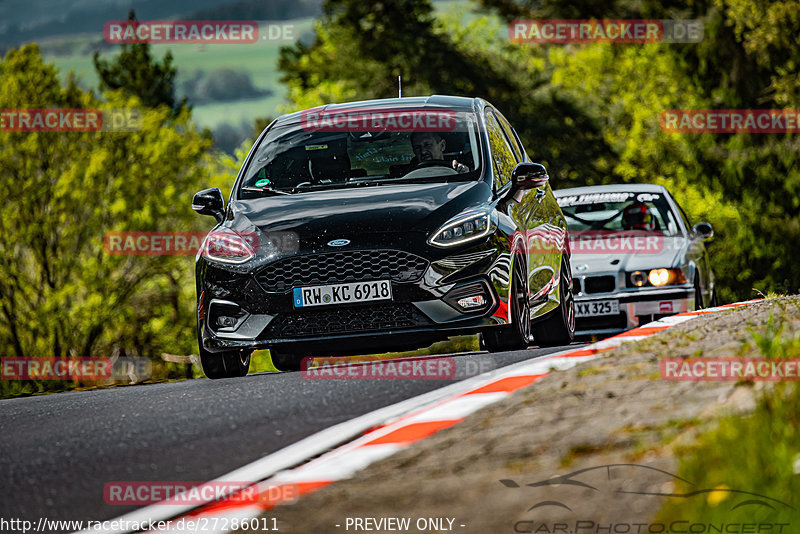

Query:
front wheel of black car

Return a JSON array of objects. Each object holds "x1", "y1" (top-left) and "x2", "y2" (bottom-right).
[
  {"x1": 200, "y1": 348, "x2": 251, "y2": 379},
  {"x1": 532, "y1": 257, "x2": 575, "y2": 347},
  {"x1": 480, "y1": 256, "x2": 531, "y2": 353}
]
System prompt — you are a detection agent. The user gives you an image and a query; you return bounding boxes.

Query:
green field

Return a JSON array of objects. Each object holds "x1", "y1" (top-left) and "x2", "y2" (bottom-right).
[{"x1": 42, "y1": 18, "x2": 316, "y2": 129}]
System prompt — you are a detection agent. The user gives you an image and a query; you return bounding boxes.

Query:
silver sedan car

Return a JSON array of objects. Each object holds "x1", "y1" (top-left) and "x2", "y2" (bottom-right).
[{"x1": 553, "y1": 184, "x2": 716, "y2": 337}]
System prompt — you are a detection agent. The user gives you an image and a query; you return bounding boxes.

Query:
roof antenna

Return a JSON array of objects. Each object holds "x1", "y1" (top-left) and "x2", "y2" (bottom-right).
[{"x1": 398, "y1": 75, "x2": 402, "y2": 98}]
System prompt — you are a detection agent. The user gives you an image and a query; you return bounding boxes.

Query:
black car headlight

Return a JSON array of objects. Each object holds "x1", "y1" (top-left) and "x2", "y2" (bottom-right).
[
  {"x1": 201, "y1": 230, "x2": 256, "y2": 264},
  {"x1": 429, "y1": 208, "x2": 495, "y2": 248}
]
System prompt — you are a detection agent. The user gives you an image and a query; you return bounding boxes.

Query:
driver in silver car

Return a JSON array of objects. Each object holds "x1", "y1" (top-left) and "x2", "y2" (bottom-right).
[{"x1": 621, "y1": 200, "x2": 658, "y2": 231}]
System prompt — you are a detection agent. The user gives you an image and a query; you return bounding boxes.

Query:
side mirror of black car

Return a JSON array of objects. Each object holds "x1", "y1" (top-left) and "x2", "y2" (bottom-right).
[
  {"x1": 511, "y1": 162, "x2": 549, "y2": 190},
  {"x1": 192, "y1": 188, "x2": 225, "y2": 223},
  {"x1": 693, "y1": 222, "x2": 714, "y2": 240}
]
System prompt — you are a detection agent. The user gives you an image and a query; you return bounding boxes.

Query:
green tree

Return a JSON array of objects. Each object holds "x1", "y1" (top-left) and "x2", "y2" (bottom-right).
[
  {"x1": 92, "y1": 10, "x2": 185, "y2": 114},
  {"x1": 477, "y1": 0, "x2": 800, "y2": 299},
  {"x1": 0, "y1": 45, "x2": 227, "y2": 397}
]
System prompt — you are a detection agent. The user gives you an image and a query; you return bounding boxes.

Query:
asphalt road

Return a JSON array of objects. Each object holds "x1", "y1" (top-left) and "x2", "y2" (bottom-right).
[{"x1": 0, "y1": 346, "x2": 572, "y2": 530}]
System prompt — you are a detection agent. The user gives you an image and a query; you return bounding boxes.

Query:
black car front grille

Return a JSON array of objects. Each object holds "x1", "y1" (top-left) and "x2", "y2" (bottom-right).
[
  {"x1": 266, "y1": 303, "x2": 431, "y2": 338},
  {"x1": 256, "y1": 250, "x2": 429, "y2": 293},
  {"x1": 583, "y1": 275, "x2": 616, "y2": 294}
]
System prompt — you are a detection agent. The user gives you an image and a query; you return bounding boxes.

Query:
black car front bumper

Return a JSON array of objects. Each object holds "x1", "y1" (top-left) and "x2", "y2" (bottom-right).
[{"x1": 198, "y1": 243, "x2": 513, "y2": 355}]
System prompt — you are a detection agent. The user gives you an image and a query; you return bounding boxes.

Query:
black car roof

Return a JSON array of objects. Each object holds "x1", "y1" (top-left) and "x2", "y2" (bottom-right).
[{"x1": 274, "y1": 95, "x2": 483, "y2": 124}]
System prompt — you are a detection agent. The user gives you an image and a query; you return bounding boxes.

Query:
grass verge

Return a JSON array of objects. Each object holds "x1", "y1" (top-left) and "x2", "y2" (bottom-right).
[{"x1": 655, "y1": 300, "x2": 800, "y2": 523}]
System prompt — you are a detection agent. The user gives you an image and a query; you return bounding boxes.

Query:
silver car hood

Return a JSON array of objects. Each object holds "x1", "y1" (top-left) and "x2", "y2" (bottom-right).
[{"x1": 570, "y1": 235, "x2": 687, "y2": 273}]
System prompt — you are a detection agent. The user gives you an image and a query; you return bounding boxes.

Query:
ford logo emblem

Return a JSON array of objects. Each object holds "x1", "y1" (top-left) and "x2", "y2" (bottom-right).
[{"x1": 327, "y1": 239, "x2": 350, "y2": 247}]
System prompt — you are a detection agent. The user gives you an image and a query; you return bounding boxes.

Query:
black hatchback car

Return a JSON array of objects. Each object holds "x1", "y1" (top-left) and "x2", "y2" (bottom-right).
[{"x1": 192, "y1": 96, "x2": 574, "y2": 378}]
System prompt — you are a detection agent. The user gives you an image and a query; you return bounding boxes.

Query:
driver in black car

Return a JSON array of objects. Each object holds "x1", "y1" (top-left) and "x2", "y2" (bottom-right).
[{"x1": 410, "y1": 132, "x2": 469, "y2": 173}]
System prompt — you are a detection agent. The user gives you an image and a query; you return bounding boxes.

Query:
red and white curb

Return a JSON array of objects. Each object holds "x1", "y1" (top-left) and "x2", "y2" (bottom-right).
[{"x1": 79, "y1": 299, "x2": 761, "y2": 534}]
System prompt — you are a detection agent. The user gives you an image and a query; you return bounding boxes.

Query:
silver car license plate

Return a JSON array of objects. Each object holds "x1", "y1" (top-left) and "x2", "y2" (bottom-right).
[{"x1": 575, "y1": 299, "x2": 619, "y2": 317}]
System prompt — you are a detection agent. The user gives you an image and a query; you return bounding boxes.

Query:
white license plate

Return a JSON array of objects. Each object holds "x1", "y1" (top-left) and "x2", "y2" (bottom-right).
[
  {"x1": 575, "y1": 299, "x2": 619, "y2": 317},
  {"x1": 293, "y1": 280, "x2": 392, "y2": 308}
]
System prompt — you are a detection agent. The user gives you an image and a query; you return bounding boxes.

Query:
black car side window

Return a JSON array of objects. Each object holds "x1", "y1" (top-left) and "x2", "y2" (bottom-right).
[
  {"x1": 485, "y1": 111, "x2": 517, "y2": 190},
  {"x1": 496, "y1": 113, "x2": 525, "y2": 163}
]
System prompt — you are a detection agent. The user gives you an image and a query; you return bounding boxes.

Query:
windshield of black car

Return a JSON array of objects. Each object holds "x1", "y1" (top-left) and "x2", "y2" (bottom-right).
[
  {"x1": 557, "y1": 192, "x2": 682, "y2": 236},
  {"x1": 238, "y1": 109, "x2": 482, "y2": 197}
]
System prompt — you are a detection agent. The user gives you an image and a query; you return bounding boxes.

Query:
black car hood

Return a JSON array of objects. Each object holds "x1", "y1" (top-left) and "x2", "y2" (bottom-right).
[{"x1": 230, "y1": 180, "x2": 491, "y2": 237}]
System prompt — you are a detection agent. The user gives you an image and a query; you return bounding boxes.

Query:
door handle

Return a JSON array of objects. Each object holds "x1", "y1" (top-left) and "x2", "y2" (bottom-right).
[{"x1": 536, "y1": 188, "x2": 546, "y2": 200}]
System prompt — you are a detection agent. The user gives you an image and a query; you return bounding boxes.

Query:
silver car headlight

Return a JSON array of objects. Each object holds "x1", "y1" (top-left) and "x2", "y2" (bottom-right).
[
  {"x1": 629, "y1": 268, "x2": 687, "y2": 287},
  {"x1": 429, "y1": 208, "x2": 495, "y2": 248}
]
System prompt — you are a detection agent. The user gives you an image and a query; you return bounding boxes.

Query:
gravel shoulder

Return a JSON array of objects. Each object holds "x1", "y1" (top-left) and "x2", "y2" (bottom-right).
[{"x1": 251, "y1": 297, "x2": 800, "y2": 534}]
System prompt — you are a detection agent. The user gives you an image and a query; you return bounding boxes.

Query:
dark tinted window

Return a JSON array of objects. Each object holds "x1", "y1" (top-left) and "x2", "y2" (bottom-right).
[
  {"x1": 485, "y1": 111, "x2": 517, "y2": 189},
  {"x1": 239, "y1": 110, "x2": 482, "y2": 197},
  {"x1": 495, "y1": 113, "x2": 524, "y2": 162}
]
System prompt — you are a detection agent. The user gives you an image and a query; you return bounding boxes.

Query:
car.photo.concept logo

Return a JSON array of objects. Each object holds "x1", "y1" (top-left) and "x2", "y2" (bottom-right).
[{"x1": 503, "y1": 464, "x2": 793, "y2": 533}]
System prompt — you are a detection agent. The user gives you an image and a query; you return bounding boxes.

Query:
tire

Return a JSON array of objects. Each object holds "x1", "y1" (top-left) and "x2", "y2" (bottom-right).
[
  {"x1": 200, "y1": 347, "x2": 251, "y2": 379},
  {"x1": 532, "y1": 256, "x2": 575, "y2": 347},
  {"x1": 480, "y1": 256, "x2": 531, "y2": 353},
  {"x1": 694, "y1": 274, "x2": 704, "y2": 310},
  {"x1": 270, "y1": 349, "x2": 304, "y2": 372}
]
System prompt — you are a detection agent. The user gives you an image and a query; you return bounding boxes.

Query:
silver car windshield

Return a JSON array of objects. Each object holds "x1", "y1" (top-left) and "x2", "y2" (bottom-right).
[
  {"x1": 557, "y1": 192, "x2": 681, "y2": 236},
  {"x1": 239, "y1": 110, "x2": 482, "y2": 197}
]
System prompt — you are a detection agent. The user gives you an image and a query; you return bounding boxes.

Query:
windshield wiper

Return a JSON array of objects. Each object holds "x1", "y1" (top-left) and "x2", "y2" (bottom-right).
[
  {"x1": 290, "y1": 182, "x2": 316, "y2": 193},
  {"x1": 285, "y1": 180, "x2": 381, "y2": 192},
  {"x1": 241, "y1": 185, "x2": 292, "y2": 196},
  {"x1": 563, "y1": 210, "x2": 620, "y2": 228}
]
